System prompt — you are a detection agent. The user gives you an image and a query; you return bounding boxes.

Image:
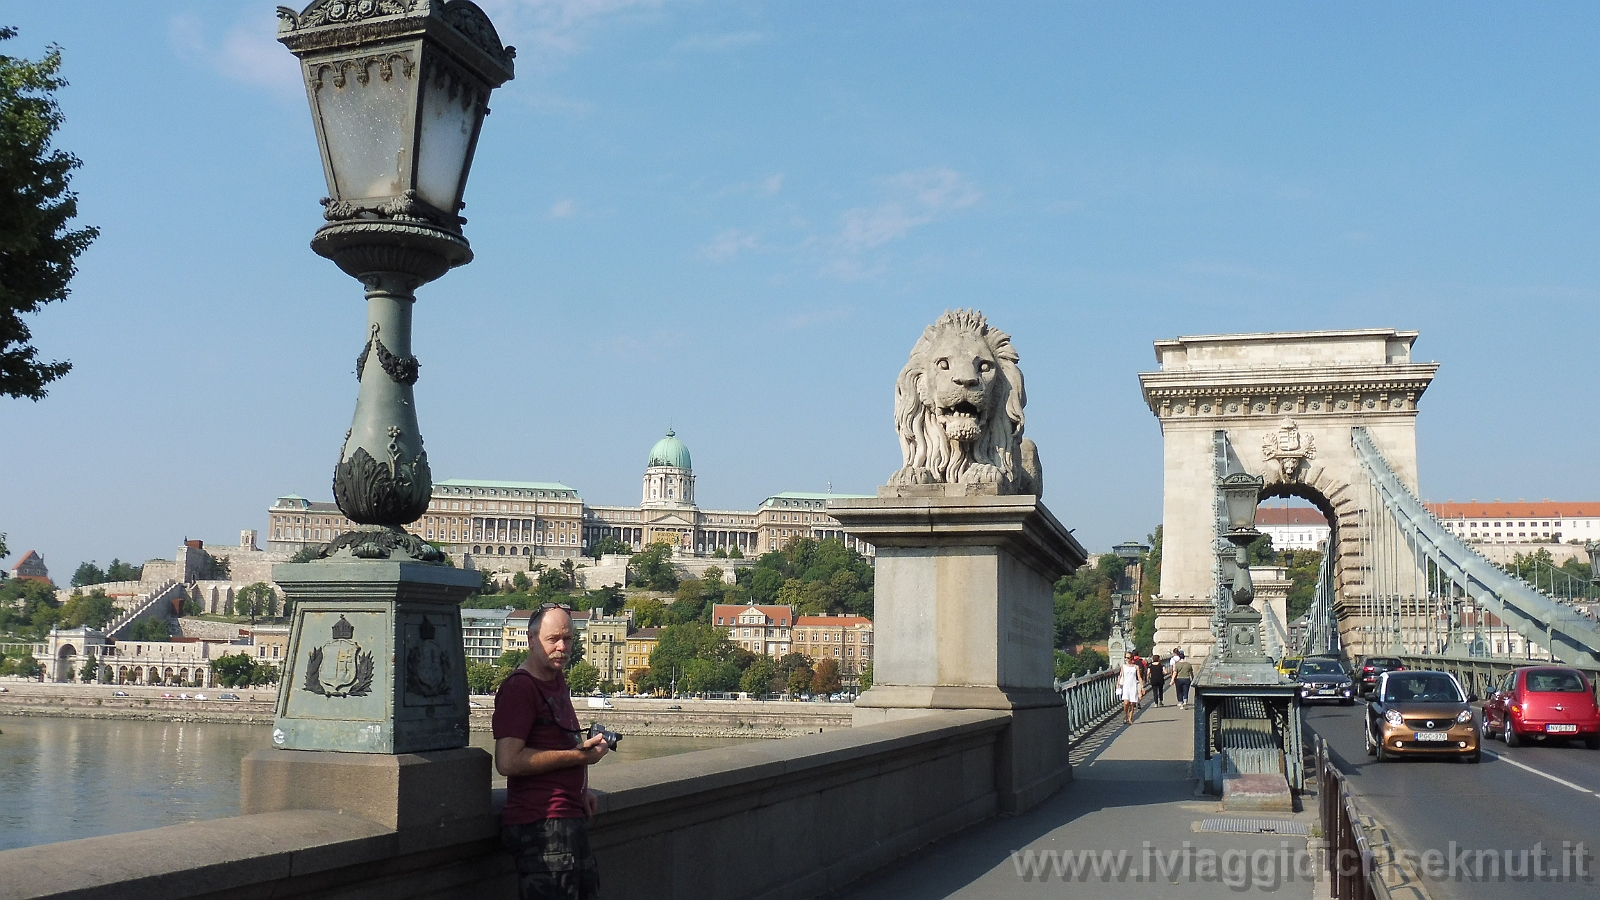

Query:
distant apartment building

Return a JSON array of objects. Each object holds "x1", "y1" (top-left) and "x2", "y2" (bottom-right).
[
  {"x1": 1426, "y1": 501, "x2": 1600, "y2": 545},
  {"x1": 246, "y1": 625, "x2": 290, "y2": 664},
  {"x1": 461, "y1": 608, "x2": 513, "y2": 666},
  {"x1": 269, "y1": 430, "x2": 875, "y2": 571},
  {"x1": 586, "y1": 614, "x2": 631, "y2": 686},
  {"x1": 793, "y1": 614, "x2": 875, "y2": 688},
  {"x1": 1256, "y1": 506, "x2": 1331, "y2": 552},
  {"x1": 713, "y1": 604, "x2": 795, "y2": 658}
]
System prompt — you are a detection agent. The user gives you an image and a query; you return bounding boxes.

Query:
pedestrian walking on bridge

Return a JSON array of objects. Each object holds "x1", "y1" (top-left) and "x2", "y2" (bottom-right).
[
  {"x1": 1148, "y1": 652, "x2": 1167, "y2": 706},
  {"x1": 1118, "y1": 656, "x2": 1143, "y2": 724}
]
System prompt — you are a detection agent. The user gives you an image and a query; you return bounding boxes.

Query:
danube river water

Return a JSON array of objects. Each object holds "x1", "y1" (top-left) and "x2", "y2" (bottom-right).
[{"x1": 0, "y1": 717, "x2": 758, "y2": 852}]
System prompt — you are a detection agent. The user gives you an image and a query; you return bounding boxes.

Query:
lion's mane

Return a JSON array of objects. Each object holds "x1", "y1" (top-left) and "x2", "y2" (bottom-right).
[{"x1": 890, "y1": 309, "x2": 1042, "y2": 496}]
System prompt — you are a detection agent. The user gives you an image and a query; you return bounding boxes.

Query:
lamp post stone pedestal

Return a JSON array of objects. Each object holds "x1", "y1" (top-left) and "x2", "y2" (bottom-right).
[{"x1": 242, "y1": 0, "x2": 513, "y2": 833}]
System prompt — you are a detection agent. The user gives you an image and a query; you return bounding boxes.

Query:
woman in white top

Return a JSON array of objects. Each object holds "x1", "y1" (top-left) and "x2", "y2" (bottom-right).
[{"x1": 1118, "y1": 657, "x2": 1143, "y2": 724}]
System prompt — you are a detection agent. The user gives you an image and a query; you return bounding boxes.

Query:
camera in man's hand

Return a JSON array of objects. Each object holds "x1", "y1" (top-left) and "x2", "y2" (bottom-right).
[{"x1": 587, "y1": 722, "x2": 621, "y2": 752}]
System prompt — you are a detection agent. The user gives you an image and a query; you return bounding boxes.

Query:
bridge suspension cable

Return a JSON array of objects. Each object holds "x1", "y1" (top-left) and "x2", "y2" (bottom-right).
[{"x1": 1351, "y1": 426, "x2": 1600, "y2": 667}]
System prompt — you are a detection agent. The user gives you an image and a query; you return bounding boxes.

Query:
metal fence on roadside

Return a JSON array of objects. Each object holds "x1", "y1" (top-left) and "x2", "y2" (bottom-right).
[
  {"x1": 1057, "y1": 667, "x2": 1118, "y2": 741},
  {"x1": 1313, "y1": 732, "x2": 1396, "y2": 900}
]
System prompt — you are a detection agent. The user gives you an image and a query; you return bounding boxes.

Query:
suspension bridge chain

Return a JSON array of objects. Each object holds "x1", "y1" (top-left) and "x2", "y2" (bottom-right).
[{"x1": 1352, "y1": 426, "x2": 1600, "y2": 667}]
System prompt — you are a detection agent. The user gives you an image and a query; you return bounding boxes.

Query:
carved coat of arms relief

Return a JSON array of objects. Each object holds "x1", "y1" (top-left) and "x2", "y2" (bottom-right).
[
  {"x1": 1262, "y1": 418, "x2": 1316, "y2": 482},
  {"x1": 302, "y1": 615, "x2": 375, "y2": 698}
]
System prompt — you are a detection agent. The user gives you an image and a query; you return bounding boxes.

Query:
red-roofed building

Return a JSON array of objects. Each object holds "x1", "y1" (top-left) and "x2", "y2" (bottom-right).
[
  {"x1": 794, "y1": 614, "x2": 874, "y2": 688},
  {"x1": 1425, "y1": 501, "x2": 1600, "y2": 545},
  {"x1": 712, "y1": 604, "x2": 794, "y2": 658},
  {"x1": 10, "y1": 551, "x2": 50, "y2": 584}
]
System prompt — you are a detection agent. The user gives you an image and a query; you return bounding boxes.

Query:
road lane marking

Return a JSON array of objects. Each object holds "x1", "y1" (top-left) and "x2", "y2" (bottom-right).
[{"x1": 1482, "y1": 748, "x2": 1600, "y2": 796}]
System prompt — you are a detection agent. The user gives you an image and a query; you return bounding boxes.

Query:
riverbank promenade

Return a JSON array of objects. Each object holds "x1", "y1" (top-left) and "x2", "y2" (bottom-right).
[{"x1": 834, "y1": 700, "x2": 1319, "y2": 900}]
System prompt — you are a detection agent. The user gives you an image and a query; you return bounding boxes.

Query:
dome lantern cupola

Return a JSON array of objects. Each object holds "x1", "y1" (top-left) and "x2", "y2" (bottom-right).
[{"x1": 647, "y1": 429, "x2": 692, "y2": 470}]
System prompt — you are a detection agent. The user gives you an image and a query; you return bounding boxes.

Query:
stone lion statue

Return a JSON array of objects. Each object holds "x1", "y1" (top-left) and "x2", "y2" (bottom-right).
[{"x1": 889, "y1": 309, "x2": 1042, "y2": 496}]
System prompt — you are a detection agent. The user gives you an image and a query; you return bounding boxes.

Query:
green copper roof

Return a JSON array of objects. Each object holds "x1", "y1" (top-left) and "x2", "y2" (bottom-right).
[{"x1": 647, "y1": 429, "x2": 692, "y2": 470}]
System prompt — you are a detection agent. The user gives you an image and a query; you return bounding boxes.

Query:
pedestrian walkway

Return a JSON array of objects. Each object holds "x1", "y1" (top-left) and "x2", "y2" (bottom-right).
[{"x1": 832, "y1": 699, "x2": 1319, "y2": 899}]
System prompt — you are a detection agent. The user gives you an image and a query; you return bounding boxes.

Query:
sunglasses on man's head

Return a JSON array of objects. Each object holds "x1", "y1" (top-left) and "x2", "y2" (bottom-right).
[{"x1": 539, "y1": 602, "x2": 573, "y2": 612}]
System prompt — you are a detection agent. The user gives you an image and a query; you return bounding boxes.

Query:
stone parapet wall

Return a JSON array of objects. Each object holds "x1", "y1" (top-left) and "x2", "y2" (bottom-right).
[
  {"x1": 175, "y1": 617, "x2": 247, "y2": 641},
  {"x1": 206, "y1": 547, "x2": 289, "y2": 587},
  {"x1": 0, "y1": 684, "x2": 852, "y2": 737},
  {"x1": 0, "y1": 709, "x2": 1012, "y2": 900}
]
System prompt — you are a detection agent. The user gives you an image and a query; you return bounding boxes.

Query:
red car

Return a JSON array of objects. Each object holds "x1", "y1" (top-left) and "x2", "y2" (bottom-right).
[{"x1": 1481, "y1": 666, "x2": 1600, "y2": 749}]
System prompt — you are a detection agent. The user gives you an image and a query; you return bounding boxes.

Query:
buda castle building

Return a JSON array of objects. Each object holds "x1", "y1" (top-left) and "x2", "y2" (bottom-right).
[{"x1": 267, "y1": 430, "x2": 874, "y2": 569}]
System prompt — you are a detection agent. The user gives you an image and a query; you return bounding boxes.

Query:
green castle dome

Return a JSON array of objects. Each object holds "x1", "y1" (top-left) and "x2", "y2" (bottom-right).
[{"x1": 647, "y1": 429, "x2": 692, "y2": 470}]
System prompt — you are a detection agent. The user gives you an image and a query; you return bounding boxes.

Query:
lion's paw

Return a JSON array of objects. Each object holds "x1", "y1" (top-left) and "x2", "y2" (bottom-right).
[
  {"x1": 964, "y1": 464, "x2": 1003, "y2": 484},
  {"x1": 890, "y1": 466, "x2": 937, "y2": 486}
]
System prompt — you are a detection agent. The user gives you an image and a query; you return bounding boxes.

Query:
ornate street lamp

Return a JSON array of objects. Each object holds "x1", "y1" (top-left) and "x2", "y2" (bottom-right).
[
  {"x1": 1218, "y1": 472, "x2": 1264, "y2": 609},
  {"x1": 260, "y1": 0, "x2": 513, "y2": 758},
  {"x1": 278, "y1": 0, "x2": 514, "y2": 546},
  {"x1": 1215, "y1": 471, "x2": 1267, "y2": 664}
]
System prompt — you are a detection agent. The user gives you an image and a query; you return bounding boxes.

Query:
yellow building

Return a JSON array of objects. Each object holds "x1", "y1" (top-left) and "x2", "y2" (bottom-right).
[{"x1": 624, "y1": 627, "x2": 661, "y2": 691}]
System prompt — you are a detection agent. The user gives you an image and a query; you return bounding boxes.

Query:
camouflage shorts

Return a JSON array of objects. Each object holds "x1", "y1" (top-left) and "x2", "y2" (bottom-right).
[{"x1": 502, "y1": 818, "x2": 600, "y2": 900}]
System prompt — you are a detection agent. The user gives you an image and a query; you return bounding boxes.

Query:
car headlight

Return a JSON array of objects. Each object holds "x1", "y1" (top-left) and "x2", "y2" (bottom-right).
[
  {"x1": 1385, "y1": 709, "x2": 1404, "y2": 726},
  {"x1": 1456, "y1": 710, "x2": 1474, "y2": 724}
]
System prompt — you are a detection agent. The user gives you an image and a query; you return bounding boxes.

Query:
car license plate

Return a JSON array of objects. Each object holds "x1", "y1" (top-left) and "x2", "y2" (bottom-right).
[
  {"x1": 1414, "y1": 732, "x2": 1449, "y2": 742},
  {"x1": 1547, "y1": 724, "x2": 1578, "y2": 733}
]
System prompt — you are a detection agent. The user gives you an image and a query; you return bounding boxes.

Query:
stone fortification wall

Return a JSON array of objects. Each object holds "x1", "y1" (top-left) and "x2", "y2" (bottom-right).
[
  {"x1": 0, "y1": 709, "x2": 1009, "y2": 900},
  {"x1": 140, "y1": 558, "x2": 182, "y2": 585},
  {"x1": 52, "y1": 580, "x2": 144, "y2": 606},
  {"x1": 176, "y1": 617, "x2": 248, "y2": 641},
  {"x1": 579, "y1": 558, "x2": 627, "y2": 589},
  {"x1": 209, "y1": 546, "x2": 288, "y2": 586}
]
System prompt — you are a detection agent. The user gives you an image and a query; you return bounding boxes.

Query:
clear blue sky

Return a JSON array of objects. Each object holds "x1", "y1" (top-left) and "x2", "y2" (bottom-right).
[{"x1": 4, "y1": 2, "x2": 1598, "y2": 576}]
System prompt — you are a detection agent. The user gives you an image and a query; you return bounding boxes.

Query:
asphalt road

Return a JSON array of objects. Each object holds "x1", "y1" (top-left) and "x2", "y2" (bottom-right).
[{"x1": 1306, "y1": 702, "x2": 1600, "y2": 900}]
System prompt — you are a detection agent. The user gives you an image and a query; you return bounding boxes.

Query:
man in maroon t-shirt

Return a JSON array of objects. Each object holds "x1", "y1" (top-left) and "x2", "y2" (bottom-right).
[{"x1": 494, "y1": 605, "x2": 610, "y2": 900}]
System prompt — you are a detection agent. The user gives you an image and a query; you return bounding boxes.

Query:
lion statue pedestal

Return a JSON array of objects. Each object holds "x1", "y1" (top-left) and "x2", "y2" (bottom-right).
[{"x1": 829, "y1": 310, "x2": 1087, "y2": 815}]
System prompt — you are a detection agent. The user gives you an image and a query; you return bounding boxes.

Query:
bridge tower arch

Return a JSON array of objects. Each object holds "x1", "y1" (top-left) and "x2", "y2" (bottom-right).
[{"x1": 1139, "y1": 329, "x2": 1439, "y2": 663}]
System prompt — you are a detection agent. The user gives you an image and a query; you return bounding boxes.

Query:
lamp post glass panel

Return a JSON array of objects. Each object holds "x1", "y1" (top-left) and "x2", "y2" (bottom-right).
[
  {"x1": 264, "y1": 0, "x2": 514, "y2": 756},
  {"x1": 1218, "y1": 472, "x2": 1263, "y2": 608}
]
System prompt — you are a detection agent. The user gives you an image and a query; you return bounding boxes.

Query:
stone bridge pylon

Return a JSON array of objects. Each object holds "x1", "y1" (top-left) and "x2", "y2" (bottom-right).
[{"x1": 1138, "y1": 329, "x2": 1439, "y2": 662}]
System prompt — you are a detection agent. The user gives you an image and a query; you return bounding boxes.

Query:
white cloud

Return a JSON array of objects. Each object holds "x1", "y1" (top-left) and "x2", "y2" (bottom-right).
[
  {"x1": 837, "y1": 167, "x2": 981, "y2": 252},
  {"x1": 169, "y1": 14, "x2": 302, "y2": 98},
  {"x1": 476, "y1": 0, "x2": 666, "y2": 61},
  {"x1": 549, "y1": 199, "x2": 576, "y2": 218},
  {"x1": 675, "y1": 31, "x2": 767, "y2": 52},
  {"x1": 714, "y1": 173, "x2": 784, "y2": 199},
  {"x1": 702, "y1": 229, "x2": 758, "y2": 261}
]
